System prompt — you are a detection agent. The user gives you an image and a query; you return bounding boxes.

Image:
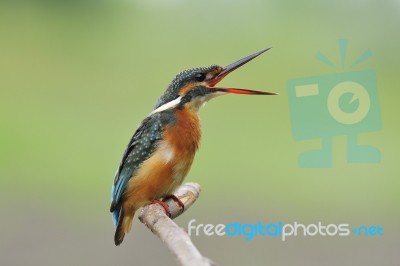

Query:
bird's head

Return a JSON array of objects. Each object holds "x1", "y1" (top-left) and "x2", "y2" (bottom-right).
[{"x1": 152, "y1": 48, "x2": 277, "y2": 114}]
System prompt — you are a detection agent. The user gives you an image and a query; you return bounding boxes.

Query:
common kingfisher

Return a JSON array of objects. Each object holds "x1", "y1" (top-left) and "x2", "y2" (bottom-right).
[{"x1": 110, "y1": 48, "x2": 277, "y2": 245}]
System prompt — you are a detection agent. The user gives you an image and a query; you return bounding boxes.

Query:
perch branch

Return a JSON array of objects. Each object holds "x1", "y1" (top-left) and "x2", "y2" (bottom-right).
[{"x1": 139, "y1": 183, "x2": 215, "y2": 266}]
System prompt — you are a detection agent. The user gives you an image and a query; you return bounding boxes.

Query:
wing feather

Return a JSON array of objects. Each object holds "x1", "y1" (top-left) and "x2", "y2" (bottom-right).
[{"x1": 110, "y1": 114, "x2": 163, "y2": 213}]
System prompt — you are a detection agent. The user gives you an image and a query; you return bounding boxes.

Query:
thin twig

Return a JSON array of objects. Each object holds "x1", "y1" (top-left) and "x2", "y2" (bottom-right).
[{"x1": 139, "y1": 183, "x2": 215, "y2": 266}]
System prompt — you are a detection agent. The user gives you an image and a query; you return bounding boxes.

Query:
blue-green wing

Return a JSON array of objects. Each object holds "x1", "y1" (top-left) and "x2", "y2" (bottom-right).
[{"x1": 110, "y1": 114, "x2": 164, "y2": 225}]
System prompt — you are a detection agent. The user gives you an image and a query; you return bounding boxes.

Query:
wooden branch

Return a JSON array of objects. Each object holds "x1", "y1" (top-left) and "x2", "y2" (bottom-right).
[{"x1": 139, "y1": 183, "x2": 215, "y2": 266}]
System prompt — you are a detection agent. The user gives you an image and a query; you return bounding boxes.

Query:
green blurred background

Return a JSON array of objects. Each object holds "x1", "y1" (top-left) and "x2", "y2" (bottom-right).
[{"x1": 1, "y1": 0, "x2": 399, "y2": 265}]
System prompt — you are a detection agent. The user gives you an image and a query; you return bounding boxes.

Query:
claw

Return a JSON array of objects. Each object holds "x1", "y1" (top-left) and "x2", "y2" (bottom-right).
[
  {"x1": 164, "y1": 194, "x2": 185, "y2": 211},
  {"x1": 151, "y1": 199, "x2": 171, "y2": 217}
]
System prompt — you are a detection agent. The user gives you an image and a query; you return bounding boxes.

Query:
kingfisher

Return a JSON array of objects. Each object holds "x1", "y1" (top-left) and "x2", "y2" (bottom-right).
[{"x1": 110, "y1": 48, "x2": 277, "y2": 245}]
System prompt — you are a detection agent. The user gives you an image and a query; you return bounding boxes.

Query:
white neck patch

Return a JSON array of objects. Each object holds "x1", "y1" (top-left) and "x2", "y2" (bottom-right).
[
  {"x1": 149, "y1": 91, "x2": 227, "y2": 115},
  {"x1": 150, "y1": 96, "x2": 183, "y2": 115}
]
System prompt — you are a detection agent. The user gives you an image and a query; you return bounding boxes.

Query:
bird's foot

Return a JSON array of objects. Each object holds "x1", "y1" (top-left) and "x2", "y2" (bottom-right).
[
  {"x1": 164, "y1": 194, "x2": 185, "y2": 211},
  {"x1": 151, "y1": 195, "x2": 185, "y2": 218},
  {"x1": 151, "y1": 199, "x2": 171, "y2": 217}
]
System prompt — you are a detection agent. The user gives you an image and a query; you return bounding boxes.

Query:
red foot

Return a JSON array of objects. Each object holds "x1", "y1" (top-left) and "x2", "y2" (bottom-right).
[
  {"x1": 164, "y1": 194, "x2": 185, "y2": 211},
  {"x1": 151, "y1": 199, "x2": 171, "y2": 217}
]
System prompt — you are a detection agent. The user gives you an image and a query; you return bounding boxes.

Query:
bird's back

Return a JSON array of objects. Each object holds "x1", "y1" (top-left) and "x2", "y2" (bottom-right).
[{"x1": 110, "y1": 108, "x2": 201, "y2": 245}]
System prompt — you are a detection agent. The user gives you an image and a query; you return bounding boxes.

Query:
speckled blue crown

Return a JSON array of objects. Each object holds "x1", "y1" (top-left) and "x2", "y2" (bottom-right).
[{"x1": 154, "y1": 65, "x2": 219, "y2": 109}]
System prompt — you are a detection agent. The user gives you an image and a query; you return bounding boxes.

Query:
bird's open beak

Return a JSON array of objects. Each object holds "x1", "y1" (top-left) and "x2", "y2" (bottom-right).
[{"x1": 207, "y1": 48, "x2": 278, "y2": 95}]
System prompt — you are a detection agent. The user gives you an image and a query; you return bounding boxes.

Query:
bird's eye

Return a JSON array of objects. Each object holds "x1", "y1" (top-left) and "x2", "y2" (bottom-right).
[{"x1": 194, "y1": 73, "x2": 206, "y2": 82}]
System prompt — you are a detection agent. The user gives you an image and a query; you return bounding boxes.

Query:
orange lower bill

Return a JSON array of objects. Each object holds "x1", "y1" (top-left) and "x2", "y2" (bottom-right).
[{"x1": 214, "y1": 87, "x2": 278, "y2": 95}]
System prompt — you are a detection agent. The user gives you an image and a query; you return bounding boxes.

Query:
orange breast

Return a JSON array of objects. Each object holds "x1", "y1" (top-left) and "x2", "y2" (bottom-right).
[
  {"x1": 164, "y1": 108, "x2": 201, "y2": 186},
  {"x1": 123, "y1": 108, "x2": 201, "y2": 212},
  {"x1": 165, "y1": 108, "x2": 201, "y2": 160}
]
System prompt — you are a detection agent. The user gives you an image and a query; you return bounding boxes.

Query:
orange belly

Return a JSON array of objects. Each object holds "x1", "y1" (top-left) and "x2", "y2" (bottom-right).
[{"x1": 123, "y1": 108, "x2": 201, "y2": 212}]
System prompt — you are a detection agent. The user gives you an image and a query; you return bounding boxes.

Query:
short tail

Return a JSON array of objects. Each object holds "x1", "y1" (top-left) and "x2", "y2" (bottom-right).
[{"x1": 114, "y1": 208, "x2": 135, "y2": 246}]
